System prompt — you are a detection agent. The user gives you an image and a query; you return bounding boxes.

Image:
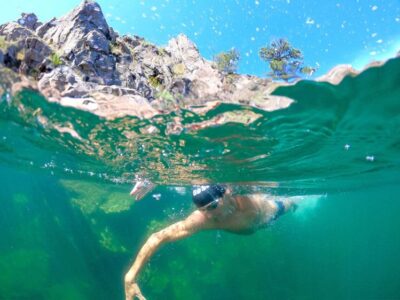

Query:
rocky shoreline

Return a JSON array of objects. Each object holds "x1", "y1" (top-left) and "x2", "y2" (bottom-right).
[{"x1": 0, "y1": 0, "x2": 394, "y2": 120}]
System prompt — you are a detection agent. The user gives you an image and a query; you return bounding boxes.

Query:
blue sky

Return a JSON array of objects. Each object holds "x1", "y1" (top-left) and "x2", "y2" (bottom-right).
[{"x1": 0, "y1": 0, "x2": 399, "y2": 77}]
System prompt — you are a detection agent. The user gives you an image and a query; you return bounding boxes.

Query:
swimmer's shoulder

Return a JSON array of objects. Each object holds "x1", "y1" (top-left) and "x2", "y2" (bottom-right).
[{"x1": 240, "y1": 193, "x2": 272, "y2": 202}]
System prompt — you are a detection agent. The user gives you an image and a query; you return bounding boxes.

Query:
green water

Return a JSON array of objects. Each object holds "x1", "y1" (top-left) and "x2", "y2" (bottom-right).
[{"x1": 0, "y1": 58, "x2": 400, "y2": 299}]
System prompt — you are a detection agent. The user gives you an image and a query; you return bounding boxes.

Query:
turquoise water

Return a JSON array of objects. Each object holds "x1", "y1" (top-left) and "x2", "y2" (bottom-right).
[{"x1": 0, "y1": 58, "x2": 400, "y2": 299}]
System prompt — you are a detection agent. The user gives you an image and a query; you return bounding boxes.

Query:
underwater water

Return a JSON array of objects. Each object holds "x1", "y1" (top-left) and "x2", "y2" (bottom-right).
[{"x1": 0, "y1": 58, "x2": 400, "y2": 299}]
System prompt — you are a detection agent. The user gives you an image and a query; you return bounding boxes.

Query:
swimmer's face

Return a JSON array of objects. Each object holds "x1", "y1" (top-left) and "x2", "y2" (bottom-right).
[{"x1": 198, "y1": 197, "x2": 223, "y2": 211}]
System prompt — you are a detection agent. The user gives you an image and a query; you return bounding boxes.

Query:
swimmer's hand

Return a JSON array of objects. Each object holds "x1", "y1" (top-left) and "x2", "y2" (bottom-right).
[
  {"x1": 125, "y1": 281, "x2": 146, "y2": 300},
  {"x1": 129, "y1": 180, "x2": 156, "y2": 201}
]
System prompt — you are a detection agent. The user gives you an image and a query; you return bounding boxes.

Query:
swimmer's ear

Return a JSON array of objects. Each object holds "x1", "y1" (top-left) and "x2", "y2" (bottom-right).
[{"x1": 224, "y1": 185, "x2": 232, "y2": 194}]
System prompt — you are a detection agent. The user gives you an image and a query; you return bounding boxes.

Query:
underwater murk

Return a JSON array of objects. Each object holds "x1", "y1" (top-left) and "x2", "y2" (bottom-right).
[{"x1": 1, "y1": 58, "x2": 400, "y2": 299}]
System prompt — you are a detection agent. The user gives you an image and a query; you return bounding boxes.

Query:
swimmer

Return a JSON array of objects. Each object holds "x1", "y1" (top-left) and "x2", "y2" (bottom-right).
[{"x1": 125, "y1": 184, "x2": 298, "y2": 300}]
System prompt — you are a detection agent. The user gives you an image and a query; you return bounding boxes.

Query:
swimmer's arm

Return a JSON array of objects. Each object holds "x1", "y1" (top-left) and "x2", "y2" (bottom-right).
[{"x1": 124, "y1": 211, "x2": 209, "y2": 284}]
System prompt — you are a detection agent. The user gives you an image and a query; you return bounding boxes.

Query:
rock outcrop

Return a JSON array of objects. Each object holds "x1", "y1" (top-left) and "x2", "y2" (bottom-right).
[
  {"x1": 0, "y1": 1, "x2": 295, "y2": 120},
  {"x1": 17, "y1": 13, "x2": 41, "y2": 31},
  {"x1": 0, "y1": 0, "x2": 390, "y2": 121}
]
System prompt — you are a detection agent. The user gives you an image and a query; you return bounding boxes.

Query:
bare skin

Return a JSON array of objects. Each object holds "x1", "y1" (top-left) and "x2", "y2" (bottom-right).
[{"x1": 124, "y1": 189, "x2": 295, "y2": 300}]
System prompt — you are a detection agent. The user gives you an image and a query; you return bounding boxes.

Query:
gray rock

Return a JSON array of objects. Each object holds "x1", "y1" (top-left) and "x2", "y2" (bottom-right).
[
  {"x1": 169, "y1": 78, "x2": 191, "y2": 97},
  {"x1": 38, "y1": 66, "x2": 89, "y2": 98},
  {"x1": 96, "y1": 85, "x2": 139, "y2": 96},
  {"x1": 0, "y1": 0, "x2": 299, "y2": 119},
  {"x1": 0, "y1": 22, "x2": 51, "y2": 74},
  {"x1": 38, "y1": 1, "x2": 118, "y2": 85},
  {"x1": 40, "y1": 1, "x2": 110, "y2": 52},
  {"x1": 17, "y1": 13, "x2": 40, "y2": 30},
  {"x1": 109, "y1": 27, "x2": 118, "y2": 43},
  {"x1": 84, "y1": 30, "x2": 110, "y2": 54},
  {"x1": 22, "y1": 37, "x2": 52, "y2": 68},
  {"x1": 122, "y1": 35, "x2": 143, "y2": 48},
  {"x1": 165, "y1": 34, "x2": 204, "y2": 73},
  {"x1": 2, "y1": 45, "x2": 19, "y2": 69},
  {"x1": 0, "y1": 22, "x2": 34, "y2": 42},
  {"x1": 35, "y1": 18, "x2": 56, "y2": 38},
  {"x1": 161, "y1": 33, "x2": 224, "y2": 102}
]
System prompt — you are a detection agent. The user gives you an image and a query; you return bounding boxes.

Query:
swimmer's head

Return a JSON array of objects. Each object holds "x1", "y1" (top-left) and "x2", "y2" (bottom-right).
[{"x1": 192, "y1": 184, "x2": 226, "y2": 210}]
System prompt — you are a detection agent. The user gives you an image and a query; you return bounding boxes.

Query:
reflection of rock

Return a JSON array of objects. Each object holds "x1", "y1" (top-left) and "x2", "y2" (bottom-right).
[
  {"x1": 316, "y1": 65, "x2": 358, "y2": 85},
  {"x1": 184, "y1": 110, "x2": 263, "y2": 132},
  {"x1": 76, "y1": 93, "x2": 158, "y2": 120},
  {"x1": 316, "y1": 59, "x2": 392, "y2": 85}
]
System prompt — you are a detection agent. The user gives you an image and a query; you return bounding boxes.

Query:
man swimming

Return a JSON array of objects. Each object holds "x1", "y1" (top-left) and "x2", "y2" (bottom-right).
[{"x1": 124, "y1": 184, "x2": 297, "y2": 300}]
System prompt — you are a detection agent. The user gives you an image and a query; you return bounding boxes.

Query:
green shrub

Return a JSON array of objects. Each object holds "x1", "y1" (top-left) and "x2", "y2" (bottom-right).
[
  {"x1": 110, "y1": 42, "x2": 121, "y2": 55},
  {"x1": 0, "y1": 36, "x2": 7, "y2": 51},
  {"x1": 156, "y1": 90, "x2": 175, "y2": 102},
  {"x1": 16, "y1": 50, "x2": 25, "y2": 61},
  {"x1": 148, "y1": 76, "x2": 162, "y2": 89},
  {"x1": 50, "y1": 53, "x2": 62, "y2": 67},
  {"x1": 141, "y1": 40, "x2": 154, "y2": 47},
  {"x1": 158, "y1": 47, "x2": 167, "y2": 56}
]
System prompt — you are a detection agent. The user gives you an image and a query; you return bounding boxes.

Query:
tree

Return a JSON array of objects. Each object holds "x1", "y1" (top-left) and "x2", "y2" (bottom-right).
[
  {"x1": 259, "y1": 39, "x2": 315, "y2": 81},
  {"x1": 213, "y1": 49, "x2": 240, "y2": 74}
]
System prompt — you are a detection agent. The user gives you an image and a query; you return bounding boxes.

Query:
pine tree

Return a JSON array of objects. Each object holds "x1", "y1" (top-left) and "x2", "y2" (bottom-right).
[
  {"x1": 259, "y1": 39, "x2": 315, "y2": 81},
  {"x1": 214, "y1": 49, "x2": 240, "y2": 74}
]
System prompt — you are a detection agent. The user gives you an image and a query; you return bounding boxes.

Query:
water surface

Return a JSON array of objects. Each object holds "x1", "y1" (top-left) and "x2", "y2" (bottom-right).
[{"x1": 0, "y1": 58, "x2": 399, "y2": 299}]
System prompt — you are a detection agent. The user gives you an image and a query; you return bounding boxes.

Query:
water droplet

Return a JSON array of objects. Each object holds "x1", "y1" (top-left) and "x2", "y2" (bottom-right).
[
  {"x1": 6, "y1": 93, "x2": 11, "y2": 104},
  {"x1": 152, "y1": 193, "x2": 161, "y2": 200}
]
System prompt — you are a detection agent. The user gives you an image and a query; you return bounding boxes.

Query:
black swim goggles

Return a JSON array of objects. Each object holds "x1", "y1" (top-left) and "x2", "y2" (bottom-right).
[{"x1": 199, "y1": 198, "x2": 221, "y2": 211}]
